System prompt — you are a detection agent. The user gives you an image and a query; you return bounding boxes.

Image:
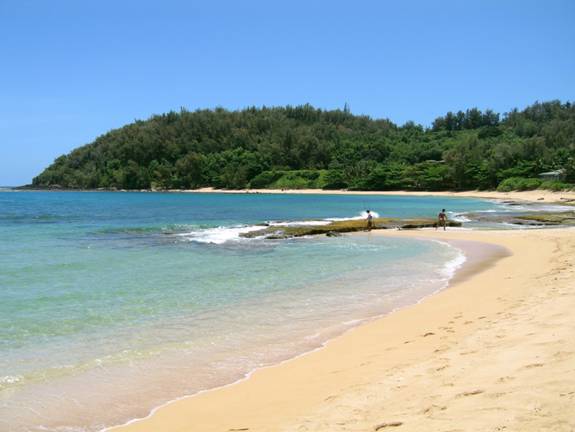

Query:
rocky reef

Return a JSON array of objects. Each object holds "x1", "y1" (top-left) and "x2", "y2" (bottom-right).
[
  {"x1": 512, "y1": 211, "x2": 575, "y2": 225},
  {"x1": 463, "y1": 210, "x2": 575, "y2": 226},
  {"x1": 240, "y1": 218, "x2": 462, "y2": 240}
]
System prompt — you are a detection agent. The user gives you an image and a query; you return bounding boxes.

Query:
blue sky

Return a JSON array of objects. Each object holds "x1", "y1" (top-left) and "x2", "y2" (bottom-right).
[{"x1": 1, "y1": 0, "x2": 574, "y2": 185}]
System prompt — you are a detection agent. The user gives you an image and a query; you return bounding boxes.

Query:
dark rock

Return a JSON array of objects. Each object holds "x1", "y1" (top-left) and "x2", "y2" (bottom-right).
[{"x1": 240, "y1": 217, "x2": 462, "y2": 240}]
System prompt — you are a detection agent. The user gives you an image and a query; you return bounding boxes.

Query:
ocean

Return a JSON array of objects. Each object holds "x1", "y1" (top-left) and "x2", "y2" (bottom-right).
[{"x1": 0, "y1": 191, "x2": 547, "y2": 431}]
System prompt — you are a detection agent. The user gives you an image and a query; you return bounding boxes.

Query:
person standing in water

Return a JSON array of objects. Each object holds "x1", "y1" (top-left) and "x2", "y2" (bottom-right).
[
  {"x1": 437, "y1": 209, "x2": 447, "y2": 231},
  {"x1": 366, "y1": 209, "x2": 374, "y2": 231}
]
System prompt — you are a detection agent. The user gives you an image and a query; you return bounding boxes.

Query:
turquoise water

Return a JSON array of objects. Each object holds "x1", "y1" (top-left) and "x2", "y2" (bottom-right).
[{"x1": 1, "y1": 192, "x2": 503, "y2": 431}]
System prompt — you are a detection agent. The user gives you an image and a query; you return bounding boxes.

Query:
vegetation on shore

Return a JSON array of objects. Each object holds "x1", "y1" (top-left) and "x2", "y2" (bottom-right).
[
  {"x1": 496, "y1": 177, "x2": 572, "y2": 192},
  {"x1": 32, "y1": 101, "x2": 575, "y2": 192}
]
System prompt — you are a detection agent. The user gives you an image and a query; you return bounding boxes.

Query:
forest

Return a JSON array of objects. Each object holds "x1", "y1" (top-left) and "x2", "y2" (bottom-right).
[{"x1": 32, "y1": 101, "x2": 575, "y2": 191}]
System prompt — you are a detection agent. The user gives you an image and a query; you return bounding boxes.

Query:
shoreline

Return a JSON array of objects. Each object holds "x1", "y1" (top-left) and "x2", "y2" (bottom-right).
[
  {"x1": 106, "y1": 228, "x2": 571, "y2": 432},
  {"x1": 104, "y1": 236, "x2": 499, "y2": 432},
  {"x1": 10, "y1": 186, "x2": 575, "y2": 204},
  {"x1": 428, "y1": 238, "x2": 511, "y2": 287},
  {"x1": 190, "y1": 187, "x2": 575, "y2": 204}
]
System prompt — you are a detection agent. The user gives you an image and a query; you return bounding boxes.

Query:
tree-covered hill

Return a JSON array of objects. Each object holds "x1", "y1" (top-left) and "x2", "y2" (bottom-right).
[{"x1": 32, "y1": 101, "x2": 575, "y2": 191}]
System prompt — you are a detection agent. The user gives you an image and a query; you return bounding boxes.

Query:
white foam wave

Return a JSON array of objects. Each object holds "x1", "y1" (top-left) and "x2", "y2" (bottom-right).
[
  {"x1": 0, "y1": 374, "x2": 22, "y2": 386},
  {"x1": 490, "y1": 201, "x2": 572, "y2": 213},
  {"x1": 328, "y1": 210, "x2": 380, "y2": 222},
  {"x1": 360, "y1": 210, "x2": 379, "y2": 218},
  {"x1": 177, "y1": 225, "x2": 265, "y2": 244},
  {"x1": 439, "y1": 248, "x2": 467, "y2": 280},
  {"x1": 268, "y1": 220, "x2": 331, "y2": 227},
  {"x1": 524, "y1": 204, "x2": 573, "y2": 212},
  {"x1": 448, "y1": 211, "x2": 471, "y2": 222},
  {"x1": 499, "y1": 222, "x2": 550, "y2": 230},
  {"x1": 177, "y1": 211, "x2": 382, "y2": 245}
]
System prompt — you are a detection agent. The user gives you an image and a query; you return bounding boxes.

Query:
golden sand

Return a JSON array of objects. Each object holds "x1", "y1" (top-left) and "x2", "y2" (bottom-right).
[
  {"x1": 190, "y1": 187, "x2": 575, "y2": 204},
  {"x1": 110, "y1": 226, "x2": 575, "y2": 432}
]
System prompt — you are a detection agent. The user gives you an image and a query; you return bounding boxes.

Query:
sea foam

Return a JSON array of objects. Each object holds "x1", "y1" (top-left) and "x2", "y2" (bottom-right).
[
  {"x1": 176, "y1": 211, "x2": 377, "y2": 245},
  {"x1": 177, "y1": 225, "x2": 265, "y2": 244}
]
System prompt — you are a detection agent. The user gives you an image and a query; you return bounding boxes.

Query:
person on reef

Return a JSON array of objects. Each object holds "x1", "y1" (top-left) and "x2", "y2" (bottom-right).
[
  {"x1": 437, "y1": 208, "x2": 447, "y2": 231},
  {"x1": 366, "y1": 209, "x2": 373, "y2": 231}
]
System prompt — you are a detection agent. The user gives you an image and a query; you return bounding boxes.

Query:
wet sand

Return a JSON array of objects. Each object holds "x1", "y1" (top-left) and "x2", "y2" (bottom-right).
[{"x1": 109, "y1": 227, "x2": 575, "y2": 431}]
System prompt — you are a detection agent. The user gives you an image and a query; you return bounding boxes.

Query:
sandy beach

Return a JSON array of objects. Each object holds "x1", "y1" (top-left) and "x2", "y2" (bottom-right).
[
  {"x1": 190, "y1": 187, "x2": 575, "y2": 204},
  {"x1": 109, "y1": 224, "x2": 575, "y2": 432}
]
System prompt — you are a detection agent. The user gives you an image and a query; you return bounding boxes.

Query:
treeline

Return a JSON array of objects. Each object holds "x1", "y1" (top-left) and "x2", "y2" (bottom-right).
[{"x1": 32, "y1": 101, "x2": 575, "y2": 191}]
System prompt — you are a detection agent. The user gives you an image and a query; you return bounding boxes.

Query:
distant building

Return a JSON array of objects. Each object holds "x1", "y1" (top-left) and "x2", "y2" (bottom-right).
[{"x1": 538, "y1": 169, "x2": 566, "y2": 181}]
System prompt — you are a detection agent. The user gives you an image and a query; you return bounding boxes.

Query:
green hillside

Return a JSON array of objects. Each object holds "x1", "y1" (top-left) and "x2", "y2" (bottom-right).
[{"x1": 32, "y1": 101, "x2": 575, "y2": 191}]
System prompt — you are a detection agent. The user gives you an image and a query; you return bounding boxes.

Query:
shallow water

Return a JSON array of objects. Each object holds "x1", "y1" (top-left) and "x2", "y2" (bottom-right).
[{"x1": 0, "y1": 191, "x2": 542, "y2": 431}]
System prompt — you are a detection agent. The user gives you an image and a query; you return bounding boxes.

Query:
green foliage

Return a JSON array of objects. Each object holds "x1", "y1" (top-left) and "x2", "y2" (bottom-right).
[
  {"x1": 539, "y1": 180, "x2": 573, "y2": 191},
  {"x1": 323, "y1": 168, "x2": 348, "y2": 190},
  {"x1": 250, "y1": 170, "x2": 328, "y2": 189},
  {"x1": 248, "y1": 171, "x2": 284, "y2": 189},
  {"x1": 432, "y1": 108, "x2": 500, "y2": 132},
  {"x1": 497, "y1": 177, "x2": 542, "y2": 192},
  {"x1": 32, "y1": 101, "x2": 575, "y2": 191}
]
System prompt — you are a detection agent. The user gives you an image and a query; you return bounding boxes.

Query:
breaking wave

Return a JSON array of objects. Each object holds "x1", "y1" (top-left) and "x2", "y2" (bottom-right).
[{"x1": 175, "y1": 211, "x2": 377, "y2": 245}]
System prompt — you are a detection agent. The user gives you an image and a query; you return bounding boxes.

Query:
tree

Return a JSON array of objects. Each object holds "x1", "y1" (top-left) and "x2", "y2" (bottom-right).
[{"x1": 31, "y1": 101, "x2": 575, "y2": 192}]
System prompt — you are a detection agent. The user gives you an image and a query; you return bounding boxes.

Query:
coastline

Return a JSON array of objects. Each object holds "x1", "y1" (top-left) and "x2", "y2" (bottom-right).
[
  {"x1": 108, "y1": 227, "x2": 575, "y2": 432},
  {"x1": 103, "y1": 236, "x2": 503, "y2": 432},
  {"x1": 190, "y1": 187, "x2": 575, "y2": 204},
  {"x1": 10, "y1": 187, "x2": 575, "y2": 205}
]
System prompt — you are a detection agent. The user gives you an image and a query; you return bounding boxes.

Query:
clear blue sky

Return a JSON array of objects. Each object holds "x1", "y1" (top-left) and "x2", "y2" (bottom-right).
[{"x1": 1, "y1": 0, "x2": 574, "y2": 185}]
